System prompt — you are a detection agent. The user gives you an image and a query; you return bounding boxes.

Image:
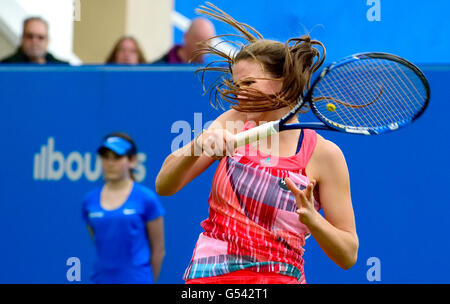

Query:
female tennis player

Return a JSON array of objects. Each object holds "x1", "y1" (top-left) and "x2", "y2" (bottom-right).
[
  {"x1": 156, "y1": 3, "x2": 358, "y2": 284},
  {"x1": 82, "y1": 132, "x2": 165, "y2": 284}
]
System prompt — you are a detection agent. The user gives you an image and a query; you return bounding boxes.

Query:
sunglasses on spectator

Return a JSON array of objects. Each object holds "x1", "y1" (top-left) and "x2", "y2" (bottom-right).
[{"x1": 23, "y1": 33, "x2": 47, "y2": 40}]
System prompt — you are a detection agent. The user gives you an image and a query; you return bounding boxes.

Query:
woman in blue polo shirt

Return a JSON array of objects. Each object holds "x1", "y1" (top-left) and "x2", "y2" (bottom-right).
[{"x1": 82, "y1": 132, "x2": 165, "y2": 284}]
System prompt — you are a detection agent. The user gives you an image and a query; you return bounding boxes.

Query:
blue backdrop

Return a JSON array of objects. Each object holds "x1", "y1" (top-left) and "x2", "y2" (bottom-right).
[
  {"x1": 0, "y1": 63, "x2": 449, "y2": 283},
  {"x1": 174, "y1": 0, "x2": 450, "y2": 64}
]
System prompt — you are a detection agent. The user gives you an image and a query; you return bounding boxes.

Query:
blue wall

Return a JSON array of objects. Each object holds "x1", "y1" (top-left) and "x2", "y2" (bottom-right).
[
  {"x1": 175, "y1": 0, "x2": 450, "y2": 64},
  {"x1": 0, "y1": 64, "x2": 449, "y2": 283}
]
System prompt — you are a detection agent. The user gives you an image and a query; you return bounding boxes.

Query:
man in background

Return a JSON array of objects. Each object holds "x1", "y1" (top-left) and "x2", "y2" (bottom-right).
[
  {"x1": 153, "y1": 17, "x2": 215, "y2": 64},
  {"x1": 1, "y1": 17, "x2": 68, "y2": 64}
]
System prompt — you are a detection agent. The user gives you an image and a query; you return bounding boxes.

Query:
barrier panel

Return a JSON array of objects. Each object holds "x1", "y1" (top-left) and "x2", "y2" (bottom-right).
[{"x1": 0, "y1": 64, "x2": 449, "y2": 283}]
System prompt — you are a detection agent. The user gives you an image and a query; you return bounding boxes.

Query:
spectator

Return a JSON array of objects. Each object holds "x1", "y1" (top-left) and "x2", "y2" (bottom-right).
[
  {"x1": 153, "y1": 17, "x2": 215, "y2": 64},
  {"x1": 82, "y1": 132, "x2": 165, "y2": 284},
  {"x1": 1, "y1": 17, "x2": 68, "y2": 64},
  {"x1": 105, "y1": 36, "x2": 147, "y2": 65}
]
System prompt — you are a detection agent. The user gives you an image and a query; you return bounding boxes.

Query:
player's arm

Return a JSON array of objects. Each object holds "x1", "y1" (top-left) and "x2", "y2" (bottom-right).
[
  {"x1": 86, "y1": 225, "x2": 95, "y2": 243},
  {"x1": 146, "y1": 216, "x2": 165, "y2": 282},
  {"x1": 87, "y1": 225, "x2": 94, "y2": 237},
  {"x1": 155, "y1": 109, "x2": 242, "y2": 196},
  {"x1": 286, "y1": 136, "x2": 358, "y2": 269}
]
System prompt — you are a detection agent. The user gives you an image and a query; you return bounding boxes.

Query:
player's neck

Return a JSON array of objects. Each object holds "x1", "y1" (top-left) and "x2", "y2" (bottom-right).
[
  {"x1": 247, "y1": 106, "x2": 295, "y2": 125},
  {"x1": 105, "y1": 178, "x2": 133, "y2": 191}
]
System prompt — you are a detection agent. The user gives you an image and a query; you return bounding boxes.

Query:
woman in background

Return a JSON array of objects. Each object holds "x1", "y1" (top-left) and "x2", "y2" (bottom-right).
[
  {"x1": 106, "y1": 36, "x2": 147, "y2": 65},
  {"x1": 82, "y1": 132, "x2": 165, "y2": 284}
]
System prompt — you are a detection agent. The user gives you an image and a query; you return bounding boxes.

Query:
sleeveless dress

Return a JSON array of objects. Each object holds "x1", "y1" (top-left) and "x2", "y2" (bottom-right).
[{"x1": 184, "y1": 122, "x2": 320, "y2": 284}]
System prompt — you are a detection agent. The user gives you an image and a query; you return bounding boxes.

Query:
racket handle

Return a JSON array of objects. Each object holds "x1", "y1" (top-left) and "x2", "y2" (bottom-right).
[{"x1": 234, "y1": 121, "x2": 278, "y2": 147}]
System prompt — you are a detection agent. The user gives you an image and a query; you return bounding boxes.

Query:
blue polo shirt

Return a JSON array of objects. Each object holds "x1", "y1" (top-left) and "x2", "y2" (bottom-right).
[{"x1": 82, "y1": 182, "x2": 165, "y2": 284}]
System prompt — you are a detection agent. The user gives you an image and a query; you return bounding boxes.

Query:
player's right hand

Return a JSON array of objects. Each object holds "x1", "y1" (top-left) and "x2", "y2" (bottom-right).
[{"x1": 195, "y1": 129, "x2": 236, "y2": 160}]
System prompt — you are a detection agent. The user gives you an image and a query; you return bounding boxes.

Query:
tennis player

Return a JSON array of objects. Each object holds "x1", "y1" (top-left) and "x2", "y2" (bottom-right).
[
  {"x1": 82, "y1": 132, "x2": 165, "y2": 284},
  {"x1": 156, "y1": 3, "x2": 358, "y2": 284}
]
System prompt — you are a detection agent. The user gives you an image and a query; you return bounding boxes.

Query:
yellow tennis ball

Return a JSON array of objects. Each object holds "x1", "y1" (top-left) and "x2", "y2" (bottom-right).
[{"x1": 326, "y1": 103, "x2": 336, "y2": 112}]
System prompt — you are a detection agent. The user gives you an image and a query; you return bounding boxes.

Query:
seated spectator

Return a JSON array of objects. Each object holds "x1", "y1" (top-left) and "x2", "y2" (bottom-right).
[
  {"x1": 1, "y1": 17, "x2": 68, "y2": 64},
  {"x1": 153, "y1": 17, "x2": 215, "y2": 64},
  {"x1": 105, "y1": 36, "x2": 147, "y2": 65}
]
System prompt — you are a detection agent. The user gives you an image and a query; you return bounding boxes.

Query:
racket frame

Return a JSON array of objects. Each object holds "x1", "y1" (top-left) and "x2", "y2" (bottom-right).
[
  {"x1": 304, "y1": 52, "x2": 431, "y2": 135},
  {"x1": 234, "y1": 52, "x2": 430, "y2": 147}
]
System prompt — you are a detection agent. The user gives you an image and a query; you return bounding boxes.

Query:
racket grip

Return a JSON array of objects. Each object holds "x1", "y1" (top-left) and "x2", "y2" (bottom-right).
[{"x1": 234, "y1": 121, "x2": 278, "y2": 147}]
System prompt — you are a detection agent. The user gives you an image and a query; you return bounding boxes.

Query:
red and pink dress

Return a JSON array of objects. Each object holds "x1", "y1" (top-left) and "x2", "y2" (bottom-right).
[{"x1": 184, "y1": 122, "x2": 320, "y2": 284}]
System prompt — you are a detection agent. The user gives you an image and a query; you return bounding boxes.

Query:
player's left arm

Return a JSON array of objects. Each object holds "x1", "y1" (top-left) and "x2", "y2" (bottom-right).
[
  {"x1": 285, "y1": 137, "x2": 358, "y2": 270},
  {"x1": 146, "y1": 216, "x2": 165, "y2": 282}
]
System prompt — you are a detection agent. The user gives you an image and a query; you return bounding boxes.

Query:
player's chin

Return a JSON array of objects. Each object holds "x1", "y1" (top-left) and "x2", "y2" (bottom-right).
[{"x1": 103, "y1": 172, "x2": 122, "y2": 181}]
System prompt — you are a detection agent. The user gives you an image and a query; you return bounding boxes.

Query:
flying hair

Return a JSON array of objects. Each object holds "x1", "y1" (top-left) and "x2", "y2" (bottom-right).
[{"x1": 194, "y1": 2, "x2": 326, "y2": 113}]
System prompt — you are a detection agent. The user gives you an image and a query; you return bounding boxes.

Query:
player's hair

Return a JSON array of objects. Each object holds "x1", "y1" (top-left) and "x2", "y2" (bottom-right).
[
  {"x1": 195, "y1": 2, "x2": 326, "y2": 112},
  {"x1": 100, "y1": 132, "x2": 138, "y2": 181}
]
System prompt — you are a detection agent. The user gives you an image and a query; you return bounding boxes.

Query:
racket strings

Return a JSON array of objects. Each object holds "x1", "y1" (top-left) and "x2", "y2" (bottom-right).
[
  {"x1": 337, "y1": 62, "x2": 397, "y2": 126},
  {"x1": 382, "y1": 60, "x2": 425, "y2": 110},
  {"x1": 316, "y1": 69, "x2": 396, "y2": 129},
  {"x1": 311, "y1": 83, "x2": 382, "y2": 108},
  {"x1": 341, "y1": 63, "x2": 393, "y2": 126},
  {"x1": 338, "y1": 61, "x2": 402, "y2": 127},
  {"x1": 362, "y1": 60, "x2": 416, "y2": 119},
  {"x1": 317, "y1": 65, "x2": 374, "y2": 127},
  {"x1": 363, "y1": 59, "x2": 424, "y2": 121},
  {"x1": 311, "y1": 58, "x2": 426, "y2": 129}
]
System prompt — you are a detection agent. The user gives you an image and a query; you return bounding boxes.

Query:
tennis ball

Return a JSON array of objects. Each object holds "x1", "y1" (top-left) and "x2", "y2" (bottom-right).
[{"x1": 326, "y1": 103, "x2": 336, "y2": 112}]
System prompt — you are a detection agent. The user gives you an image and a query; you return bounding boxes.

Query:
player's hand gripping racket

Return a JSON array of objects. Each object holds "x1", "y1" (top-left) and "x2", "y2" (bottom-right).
[{"x1": 234, "y1": 52, "x2": 430, "y2": 147}]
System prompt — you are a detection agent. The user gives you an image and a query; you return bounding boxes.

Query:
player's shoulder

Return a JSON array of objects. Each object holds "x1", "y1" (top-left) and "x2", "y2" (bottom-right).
[
  {"x1": 310, "y1": 134, "x2": 350, "y2": 183},
  {"x1": 314, "y1": 133, "x2": 346, "y2": 162},
  {"x1": 83, "y1": 186, "x2": 102, "y2": 205},
  {"x1": 85, "y1": 186, "x2": 102, "y2": 198}
]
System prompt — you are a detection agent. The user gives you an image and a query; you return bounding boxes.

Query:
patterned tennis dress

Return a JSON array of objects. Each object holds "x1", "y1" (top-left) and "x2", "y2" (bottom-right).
[{"x1": 184, "y1": 122, "x2": 320, "y2": 284}]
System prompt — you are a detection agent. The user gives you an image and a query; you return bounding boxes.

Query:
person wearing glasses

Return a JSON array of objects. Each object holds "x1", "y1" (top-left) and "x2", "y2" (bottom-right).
[{"x1": 1, "y1": 17, "x2": 68, "y2": 64}]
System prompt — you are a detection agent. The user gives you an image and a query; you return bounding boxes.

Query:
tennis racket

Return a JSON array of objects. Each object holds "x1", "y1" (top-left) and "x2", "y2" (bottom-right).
[{"x1": 234, "y1": 52, "x2": 430, "y2": 147}]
